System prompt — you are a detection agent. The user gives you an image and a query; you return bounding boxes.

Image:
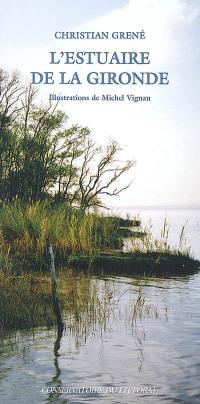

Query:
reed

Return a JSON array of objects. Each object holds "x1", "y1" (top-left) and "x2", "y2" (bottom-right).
[
  {"x1": 129, "y1": 286, "x2": 159, "y2": 323},
  {"x1": 129, "y1": 217, "x2": 191, "y2": 256},
  {"x1": 0, "y1": 201, "x2": 123, "y2": 270}
]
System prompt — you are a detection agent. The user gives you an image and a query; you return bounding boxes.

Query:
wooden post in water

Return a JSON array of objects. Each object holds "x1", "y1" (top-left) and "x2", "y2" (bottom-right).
[{"x1": 47, "y1": 240, "x2": 64, "y2": 334}]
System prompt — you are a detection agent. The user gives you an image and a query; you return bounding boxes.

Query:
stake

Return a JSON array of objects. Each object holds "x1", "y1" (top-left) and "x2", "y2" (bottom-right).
[{"x1": 47, "y1": 240, "x2": 64, "y2": 334}]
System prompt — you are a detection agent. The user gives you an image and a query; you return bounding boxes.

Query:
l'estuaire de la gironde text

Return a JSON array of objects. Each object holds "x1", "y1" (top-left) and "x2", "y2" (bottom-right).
[{"x1": 30, "y1": 30, "x2": 170, "y2": 103}]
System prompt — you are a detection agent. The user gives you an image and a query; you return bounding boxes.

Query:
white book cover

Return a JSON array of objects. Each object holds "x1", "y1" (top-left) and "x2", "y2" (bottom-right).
[{"x1": 0, "y1": 1, "x2": 200, "y2": 403}]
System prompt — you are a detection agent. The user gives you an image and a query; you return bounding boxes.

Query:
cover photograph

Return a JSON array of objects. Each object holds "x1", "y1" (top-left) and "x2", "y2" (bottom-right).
[{"x1": 0, "y1": 0, "x2": 200, "y2": 403}]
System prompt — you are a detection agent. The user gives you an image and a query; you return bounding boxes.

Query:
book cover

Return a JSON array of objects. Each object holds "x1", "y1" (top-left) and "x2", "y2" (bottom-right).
[{"x1": 0, "y1": 1, "x2": 200, "y2": 403}]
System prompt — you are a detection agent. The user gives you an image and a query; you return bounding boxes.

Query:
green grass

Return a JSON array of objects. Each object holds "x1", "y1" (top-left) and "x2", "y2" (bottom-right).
[
  {"x1": 0, "y1": 202, "x2": 198, "y2": 332},
  {"x1": 0, "y1": 201, "x2": 130, "y2": 271},
  {"x1": 0, "y1": 202, "x2": 198, "y2": 276}
]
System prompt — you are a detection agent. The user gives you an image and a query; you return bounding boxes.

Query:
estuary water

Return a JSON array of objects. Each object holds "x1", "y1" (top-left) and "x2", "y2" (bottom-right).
[{"x1": 0, "y1": 208, "x2": 200, "y2": 404}]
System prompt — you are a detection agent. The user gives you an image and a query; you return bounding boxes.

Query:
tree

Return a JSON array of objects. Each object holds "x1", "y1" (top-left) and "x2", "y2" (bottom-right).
[
  {"x1": 0, "y1": 69, "x2": 25, "y2": 200},
  {"x1": 0, "y1": 68, "x2": 25, "y2": 131},
  {"x1": 68, "y1": 139, "x2": 135, "y2": 211},
  {"x1": 0, "y1": 68, "x2": 135, "y2": 208}
]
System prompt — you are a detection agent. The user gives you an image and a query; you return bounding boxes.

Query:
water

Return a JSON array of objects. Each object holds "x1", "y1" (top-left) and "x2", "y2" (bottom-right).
[
  {"x1": 118, "y1": 206, "x2": 200, "y2": 259},
  {"x1": 0, "y1": 208, "x2": 200, "y2": 404}
]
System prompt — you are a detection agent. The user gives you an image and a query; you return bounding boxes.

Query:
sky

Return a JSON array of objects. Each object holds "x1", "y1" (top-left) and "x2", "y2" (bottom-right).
[{"x1": 0, "y1": 0, "x2": 200, "y2": 207}]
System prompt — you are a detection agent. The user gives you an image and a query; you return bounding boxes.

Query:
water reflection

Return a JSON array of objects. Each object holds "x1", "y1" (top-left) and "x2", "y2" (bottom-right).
[
  {"x1": 45, "y1": 328, "x2": 64, "y2": 403},
  {"x1": 42, "y1": 281, "x2": 156, "y2": 403},
  {"x1": 1, "y1": 275, "x2": 200, "y2": 403}
]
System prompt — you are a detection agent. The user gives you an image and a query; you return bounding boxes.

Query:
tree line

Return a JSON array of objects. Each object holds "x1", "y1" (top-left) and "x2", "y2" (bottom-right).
[{"x1": 0, "y1": 68, "x2": 135, "y2": 210}]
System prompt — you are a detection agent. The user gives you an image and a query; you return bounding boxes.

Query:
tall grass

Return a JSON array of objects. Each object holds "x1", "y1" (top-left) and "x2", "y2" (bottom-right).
[
  {"x1": 0, "y1": 201, "x2": 122, "y2": 270},
  {"x1": 129, "y1": 217, "x2": 191, "y2": 256},
  {"x1": 0, "y1": 202, "x2": 193, "y2": 274}
]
